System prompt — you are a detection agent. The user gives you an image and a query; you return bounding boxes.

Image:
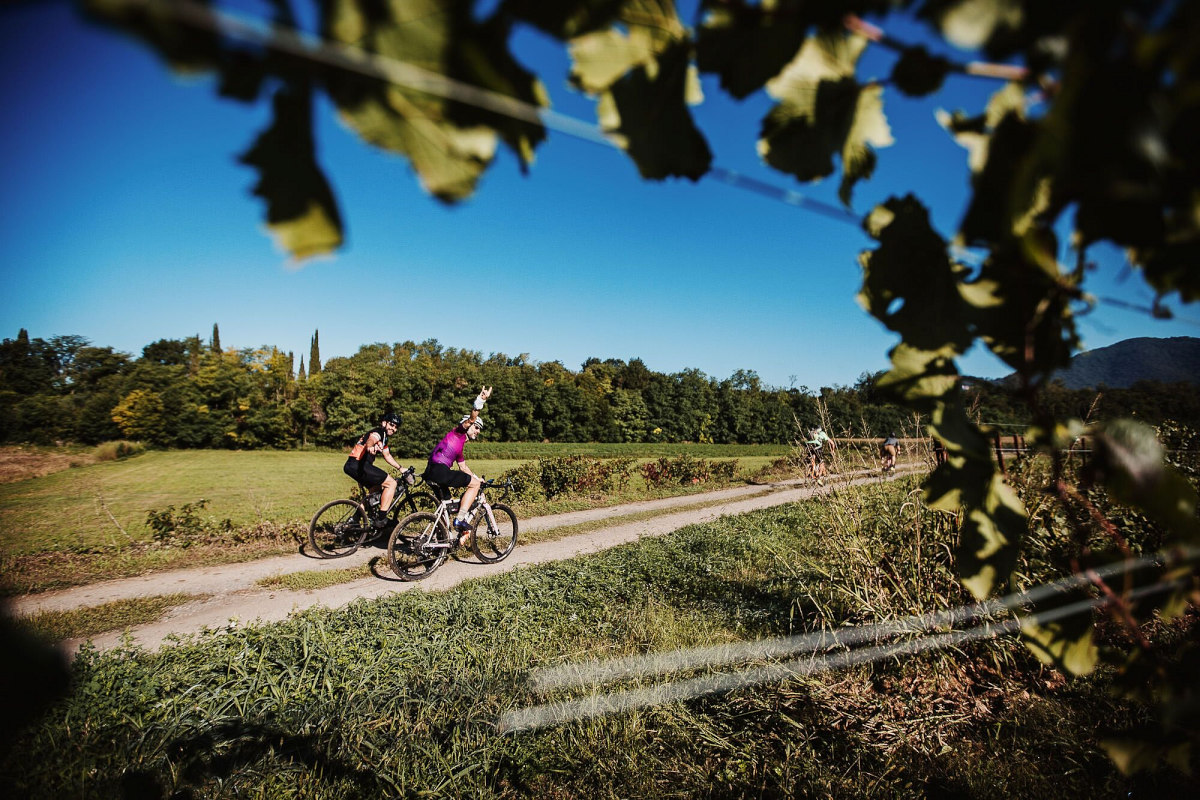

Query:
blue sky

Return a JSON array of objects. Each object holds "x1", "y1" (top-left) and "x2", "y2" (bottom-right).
[{"x1": 2, "y1": 1, "x2": 1195, "y2": 391}]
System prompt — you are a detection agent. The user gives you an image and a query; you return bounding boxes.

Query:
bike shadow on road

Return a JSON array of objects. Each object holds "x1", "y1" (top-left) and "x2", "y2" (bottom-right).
[{"x1": 365, "y1": 549, "x2": 493, "y2": 582}]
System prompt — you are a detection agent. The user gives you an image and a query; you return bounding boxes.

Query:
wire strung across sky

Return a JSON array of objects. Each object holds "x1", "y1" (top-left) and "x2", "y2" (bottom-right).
[
  {"x1": 136, "y1": 0, "x2": 1190, "y2": 326},
  {"x1": 500, "y1": 544, "x2": 1198, "y2": 733}
]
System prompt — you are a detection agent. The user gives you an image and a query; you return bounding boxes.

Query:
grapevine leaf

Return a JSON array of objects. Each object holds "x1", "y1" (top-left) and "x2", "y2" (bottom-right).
[
  {"x1": 1127, "y1": 3, "x2": 1200, "y2": 302},
  {"x1": 1101, "y1": 738, "x2": 1193, "y2": 777},
  {"x1": 956, "y1": 471, "x2": 1025, "y2": 598},
  {"x1": 240, "y1": 85, "x2": 344, "y2": 260},
  {"x1": 917, "y1": 0, "x2": 1024, "y2": 52},
  {"x1": 766, "y1": 30, "x2": 867, "y2": 94},
  {"x1": 838, "y1": 85, "x2": 891, "y2": 204},
  {"x1": 447, "y1": 16, "x2": 548, "y2": 171},
  {"x1": 567, "y1": 0, "x2": 687, "y2": 93},
  {"x1": 598, "y1": 42, "x2": 712, "y2": 180},
  {"x1": 955, "y1": 114, "x2": 1041, "y2": 247},
  {"x1": 499, "y1": 0, "x2": 626, "y2": 40},
  {"x1": 890, "y1": 46, "x2": 952, "y2": 97},
  {"x1": 760, "y1": 34, "x2": 892, "y2": 203},
  {"x1": 874, "y1": 343, "x2": 960, "y2": 411},
  {"x1": 858, "y1": 196, "x2": 972, "y2": 354},
  {"x1": 569, "y1": 27, "x2": 661, "y2": 94},
  {"x1": 320, "y1": 0, "x2": 507, "y2": 202},
  {"x1": 1083, "y1": 420, "x2": 1200, "y2": 543},
  {"x1": 964, "y1": 239, "x2": 1078, "y2": 377},
  {"x1": 1019, "y1": 584, "x2": 1099, "y2": 676},
  {"x1": 694, "y1": 1, "x2": 811, "y2": 100},
  {"x1": 82, "y1": 0, "x2": 222, "y2": 75}
]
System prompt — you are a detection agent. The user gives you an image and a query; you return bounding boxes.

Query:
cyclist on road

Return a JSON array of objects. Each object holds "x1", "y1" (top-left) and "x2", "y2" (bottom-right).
[
  {"x1": 424, "y1": 386, "x2": 492, "y2": 544},
  {"x1": 880, "y1": 432, "x2": 899, "y2": 472},
  {"x1": 344, "y1": 412, "x2": 405, "y2": 527},
  {"x1": 805, "y1": 426, "x2": 834, "y2": 485}
]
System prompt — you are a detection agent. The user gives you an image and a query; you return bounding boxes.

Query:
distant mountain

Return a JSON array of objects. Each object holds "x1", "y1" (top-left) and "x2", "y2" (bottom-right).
[{"x1": 1006, "y1": 337, "x2": 1200, "y2": 389}]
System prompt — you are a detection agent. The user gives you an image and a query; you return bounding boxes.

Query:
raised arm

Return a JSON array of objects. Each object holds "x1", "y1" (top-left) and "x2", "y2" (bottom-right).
[{"x1": 463, "y1": 385, "x2": 492, "y2": 426}]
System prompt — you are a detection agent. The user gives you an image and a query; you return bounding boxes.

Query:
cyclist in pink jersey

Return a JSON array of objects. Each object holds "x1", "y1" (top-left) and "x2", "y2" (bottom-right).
[{"x1": 423, "y1": 386, "x2": 492, "y2": 542}]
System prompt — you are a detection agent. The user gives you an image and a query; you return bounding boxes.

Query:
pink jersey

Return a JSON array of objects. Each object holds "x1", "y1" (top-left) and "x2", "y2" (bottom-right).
[{"x1": 429, "y1": 427, "x2": 467, "y2": 467}]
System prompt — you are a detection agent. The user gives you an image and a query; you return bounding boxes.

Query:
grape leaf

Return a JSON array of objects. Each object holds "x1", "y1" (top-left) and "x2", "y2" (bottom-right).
[
  {"x1": 918, "y1": 0, "x2": 1024, "y2": 51},
  {"x1": 890, "y1": 46, "x2": 952, "y2": 97},
  {"x1": 320, "y1": 0, "x2": 513, "y2": 202},
  {"x1": 695, "y1": 1, "x2": 811, "y2": 100},
  {"x1": 240, "y1": 85, "x2": 344, "y2": 260},
  {"x1": 598, "y1": 42, "x2": 712, "y2": 180},
  {"x1": 499, "y1": 0, "x2": 626, "y2": 40},
  {"x1": 858, "y1": 196, "x2": 973, "y2": 356},
  {"x1": 82, "y1": 0, "x2": 222, "y2": 74},
  {"x1": 759, "y1": 33, "x2": 892, "y2": 203}
]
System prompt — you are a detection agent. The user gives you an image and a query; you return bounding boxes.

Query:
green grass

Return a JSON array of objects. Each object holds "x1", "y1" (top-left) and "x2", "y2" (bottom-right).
[
  {"x1": 0, "y1": 447, "x2": 781, "y2": 556},
  {"x1": 255, "y1": 566, "x2": 374, "y2": 591},
  {"x1": 467, "y1": 442, "x2": 793, "y2": 459},
  {"x1": 0, "y1": 446, "x2": 789, "y2": 595},
  {"x1": 4, "y1": 478, "x2": 1188, "y2": 798},
  {"x1": 19, "y1": 593, "x2": 202, "y2": 641}
]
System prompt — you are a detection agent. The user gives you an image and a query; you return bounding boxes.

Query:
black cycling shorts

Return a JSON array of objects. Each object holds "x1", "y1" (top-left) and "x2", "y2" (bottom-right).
[
  {"x1": 423, "y1": 461, "x2": 472, "y2": 489},
  {"x1": 344, "y1": 458, "x2": 388, "y2": 488}
]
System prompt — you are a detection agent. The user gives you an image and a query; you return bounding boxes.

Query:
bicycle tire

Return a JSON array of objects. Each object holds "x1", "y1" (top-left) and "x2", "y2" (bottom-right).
[
  {"x1": 308, "y1": 499, "x2": 371, "y2": 558},
  {"x1": 400, "y1": 490, "x2": 437, "y2": 514},
  {"x1": 471, "y1": 503, "x2": 518, "y2": 563},
  {"x1": 388, "y1": 512, "x2": 447, "y2": 580}
]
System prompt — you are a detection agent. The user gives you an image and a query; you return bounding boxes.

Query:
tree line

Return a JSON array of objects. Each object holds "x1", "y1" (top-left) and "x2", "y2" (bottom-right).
[{"x1": 1, "y1": 328, "x2": 1195, "y2": 456}]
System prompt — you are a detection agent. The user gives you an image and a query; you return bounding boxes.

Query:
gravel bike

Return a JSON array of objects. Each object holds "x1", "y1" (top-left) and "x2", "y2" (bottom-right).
[
  {"x1": 308, "y1": 466, "x2": 435, "y2": 558},
  {"x1": 387, "y1": 478, "x2": 518, "y2": 580}
]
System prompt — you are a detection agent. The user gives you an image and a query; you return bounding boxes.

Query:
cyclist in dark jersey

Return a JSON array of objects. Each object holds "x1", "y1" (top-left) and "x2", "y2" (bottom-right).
[
  {"x1": 424, "y1": 386, "x2": 492, "y2": 541},
  {"x1": 344, "y1": 412, "x2": 404, "y2": 526}
]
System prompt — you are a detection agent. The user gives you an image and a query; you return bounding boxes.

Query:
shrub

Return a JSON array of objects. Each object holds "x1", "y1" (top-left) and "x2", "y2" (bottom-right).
[
  {"x1": 641, "y1": 454, "x2": 724, "y2": 487},
  {"x1": 92, "y1": 440, "x2": 145, "y2": 461},
  {"x1": 145, "y1": 500, "x2": 234, "y2": 547},
  {"x1": 499, "y1": 456, "x2": 637, "y2": 501}
]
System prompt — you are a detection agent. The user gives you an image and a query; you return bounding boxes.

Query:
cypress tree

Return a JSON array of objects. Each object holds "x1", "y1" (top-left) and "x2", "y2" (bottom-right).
[
  {"x1": 298, "y1": 356, "x2": 306, "y2": 382},
  {"x1": 309, "y1": 330, "x2": 321, "y2": 375},
  {"x1": 211, "y1": 323, "x2": 221, "y2": 353}
]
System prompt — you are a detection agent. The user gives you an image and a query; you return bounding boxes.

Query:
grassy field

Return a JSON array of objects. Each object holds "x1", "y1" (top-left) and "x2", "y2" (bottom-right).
[
  {"x1": 0, "y1": 445, "x2": 793, "y2": 595},
  {"x1": 4, "y1": 476, "x2": 1190, "y2": 797},
  {"x1": 0, "y1": 446, "x2": 792, "y2": 552}
]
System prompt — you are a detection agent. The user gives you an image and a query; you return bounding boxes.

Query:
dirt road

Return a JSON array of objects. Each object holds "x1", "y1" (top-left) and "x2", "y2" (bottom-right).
[{"x1": 7, "y1": 468, "x2": 916, "y2": 656}]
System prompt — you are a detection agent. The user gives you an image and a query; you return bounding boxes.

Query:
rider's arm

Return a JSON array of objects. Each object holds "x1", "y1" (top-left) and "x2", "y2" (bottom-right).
[
  {"x1": 381, "y1": 449, "x2": 403, "y2": 472},
  {"x1": 459, "y1": 460, "x2": 474, "y2": 477}
]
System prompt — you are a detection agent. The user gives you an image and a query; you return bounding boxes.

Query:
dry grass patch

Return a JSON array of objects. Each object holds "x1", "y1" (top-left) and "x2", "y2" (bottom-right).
[
  {"x1": 0, "y1": 445, "x2": 97, "y2": 484},
  {"x1": 19, "y1": 593, "x2": 204, "y2": 641}
]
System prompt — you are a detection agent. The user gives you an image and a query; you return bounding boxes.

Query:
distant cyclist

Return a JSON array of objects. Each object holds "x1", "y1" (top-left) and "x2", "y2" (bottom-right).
[
  {"x1": 424, "y1": 386, "x2": 492, "y2": 544},
  {"x1": 805, "y1": 426, "x2": 833, "y2": 485},
  {"x1": 880, "y1": 432, "x2": 899, "y2": 472},
  {"x1": 344, "y1": 412, "x2": 405, "y2": 527}
]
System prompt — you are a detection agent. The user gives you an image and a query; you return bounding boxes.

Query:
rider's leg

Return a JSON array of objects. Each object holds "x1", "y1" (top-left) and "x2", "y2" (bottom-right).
[
  {"x1": 457, "y1": 475, "x2": 482, "y2": 518},
  {"x1": 453, "y1": 475, "x2": 484, "y2": 539},
  {"x1": 380, "y1": 474, "x2": 398, "y2": 512}
]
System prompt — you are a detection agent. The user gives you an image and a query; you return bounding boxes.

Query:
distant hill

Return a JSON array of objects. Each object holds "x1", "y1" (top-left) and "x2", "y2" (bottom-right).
[{"x1": 1006, "y1": 337, "x2": 1200, "y2": 389}]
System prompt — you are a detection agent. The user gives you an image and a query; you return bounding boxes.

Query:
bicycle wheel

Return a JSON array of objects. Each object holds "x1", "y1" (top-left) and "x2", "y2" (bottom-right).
[
  {"x1": 388, "y1": 512, "x2": 447, "y2": 580},
  {"x1": 471, "y1": 503, "x2": 518, "y2": 563},
  {"x1": 399, "y1": 490, "x2": 436, "y2": 515},
  {"x1": 309, "y1": 499, "x2": 370, "y2": 558}
]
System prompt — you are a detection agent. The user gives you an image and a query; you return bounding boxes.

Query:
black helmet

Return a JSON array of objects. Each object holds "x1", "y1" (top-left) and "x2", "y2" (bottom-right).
[{"x1": 381, "y1": 412, "x2": 401, "y2": 426}]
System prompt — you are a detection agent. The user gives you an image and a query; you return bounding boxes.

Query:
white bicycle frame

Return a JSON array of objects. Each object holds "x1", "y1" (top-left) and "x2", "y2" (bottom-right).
[{"x1": 422, "y1": 484, "x2": 499, "y2": 551}]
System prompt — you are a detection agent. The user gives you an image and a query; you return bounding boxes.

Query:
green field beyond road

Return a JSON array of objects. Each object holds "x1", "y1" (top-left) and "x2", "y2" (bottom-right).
[{"x1": 0, "y1": 445, "x2": 791, "y2": 557}]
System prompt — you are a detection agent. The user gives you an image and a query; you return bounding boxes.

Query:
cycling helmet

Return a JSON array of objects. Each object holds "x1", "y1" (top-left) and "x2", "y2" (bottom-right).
[
  {"x1": 380, "y1": 412, "x2": 401, "y2": 426},
  {"x1": 460, "y1": 414, "x2": 484, "y2": 430}
]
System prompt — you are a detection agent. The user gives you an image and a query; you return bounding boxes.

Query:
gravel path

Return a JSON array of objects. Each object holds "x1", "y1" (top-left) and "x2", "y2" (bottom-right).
[{"x1": 7, "y1": 468, "x2": 917, "y2": 656}]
